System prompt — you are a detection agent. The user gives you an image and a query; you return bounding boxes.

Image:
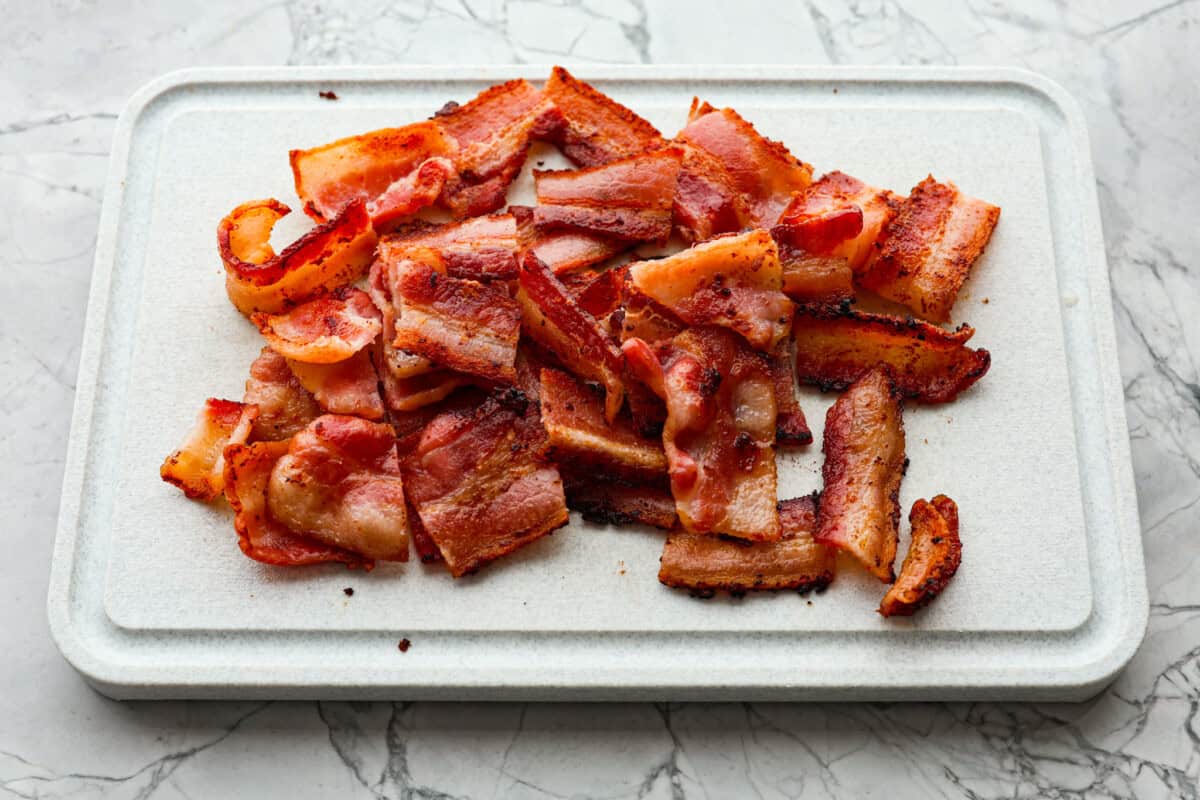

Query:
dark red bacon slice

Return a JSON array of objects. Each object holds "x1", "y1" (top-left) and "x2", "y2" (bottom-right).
[
  {"x1": 402, "y1": 392, "x2": 568, "y2": 577},
  {"x1": 218, "y1": 199, "x2": 378, "y2": 316},
  {"x1": 287, "y1": 349, "x2": 384, "y2": 421},
  {"x1": 860, "y1": 176, "x2": 1001, "y2": 322},
  {"x1": 379, "y1": 214, "x2": 519, "y2": 281},
  {"x1": 407, "y1": 500, "x2": 443, "y2": 563},
  {"x1": 250, "y1": 287, "x2": 382, "y2": 364},
  {"x1": 880, "y1": 495, "x2": 962, "y2": 617},
  {"x1": 792, "y1": 306, "x2": 991, "y2": 403},
  {"x1": 767, "y1": 334, "x2": 812, "y2": 446},
  {"x1": 532, "y1": 147, "x2": 683, "y2": 244},
  {"x1": 160, "y1": 398, "x2": 258, "y2": 501},
  {"x1": 223, "y1": 439, "x2": 370, "y2": 568},
  {"x1": 572, "y1": 266, "x2": 626, "y2": 320},
  {"x1": 623, "y1": 327, "x2": 779, "y2": 541},
  {"x1": 561, "y1": 472, "x2": 677, "y2": 530},
  {"x1": 243, "y1": 347, "x2": 322, "y2": 441},
  {"x1": 816, "y1": 368, "x2": 906, "y2": 582},
  {"x1": 658, "y1": 494, "x2": 835, "y2": 595},
  {"x1": 626, "y1": 229, "x2": 792, "y2": 352},
  {"x1": 541, "y1": 66, "x2": 666, "y2": 167},
  {"x1": 775, "y1": 171, "x2": 899, "y2": 274}
]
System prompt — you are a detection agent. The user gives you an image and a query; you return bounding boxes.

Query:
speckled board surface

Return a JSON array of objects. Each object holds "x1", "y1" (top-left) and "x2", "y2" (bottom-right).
[{"x1": 48, "y1": 65, "x2": 1145, "y2": 700}]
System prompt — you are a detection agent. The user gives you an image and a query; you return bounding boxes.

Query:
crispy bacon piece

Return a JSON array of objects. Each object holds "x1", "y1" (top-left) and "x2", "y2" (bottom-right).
[
  {"x1": 218, "y1": 199, "x2": 378, "y2": 316},
  {"x1": 880, "y1": 495, "x2": 962, "y2": 617},
  {"x1": 389, "y1": 258, "x2": 521, "y2": 383},
  {"x1": 243, "y1": 347, "x2": 322, "y2": 441},
  {"x1": 791, "y1": 306, "x2": 991, "y2": 403},
  {"x1": 223, "y1": 439, "x2": 370, "y2": 568},
  {"x1": 561, "y1": 472, "x2": 677, "y2": 530},
  {"x1": 673, "y1": 100, "x2": 813, "y2": 240},
  {"x1": 775, "y1": 244, "x2": 855, "y2": 306},
  {"x1": 511, "y1": 205, "x2": 627, "y2": 275},
  {"x1": 517, "y1": 253, "x2": 625, "y2": 422},
  {"x1": 287, "y1": 349, "x2": 384, "y2": 421},
  {"x1": 816, "y1": 368, "x2": 905, "y2": 582},
  {"x1": 160, "y1": 398, "x2": 258, "y2": 501},
  {"x1": 379, "y1": 214, "x2": 519, "y2": 281},
  {"x1": 541, "y1": 66, "x2": 666, "y2": 167},
  {"x1": 402, "y1": 392, "x2": 569, "y2": 577},
  {"x1": 775, "y1": 171, "x2": 899, "y2": 274},
  {"x1": 626, "y1": 230, "x2": 792, "y2": 351},
  {"x1": 250, "y1": 287, "x2": 382, "y2": 364},
  {"x1": 532, "y1": 147, "x2": 683, "y2": 243},
  {"x1": 265, "y1": 415, "x2": 409, "y2": 561},
  {"x1": 658, "y1": 494, "x2": 836, "y2": 595},
  {"x1": 289, "y1": 122, "x2": 455, "y2": 223},
  {"x1": 860, "y1": 176, "x2": 1001, "y2": 322},
  {"x1": 623, "y1": 327, "x2": 779, "y2": 541},
  {"x1": 768, "y1": 335, "x2": 812, "y2": 446}
]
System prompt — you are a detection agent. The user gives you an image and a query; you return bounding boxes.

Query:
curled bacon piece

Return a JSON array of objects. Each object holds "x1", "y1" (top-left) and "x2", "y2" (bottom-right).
[
  {"x1": 658, "y1": 494, "x2": 836, "y2": 595},
  {"x1": 775, "y1": 171, "x2": 899, "y2": 274},
  {"x1": 265, "y1": 415, "x2": 409, "y2": 561},
  {"x1": 402, "y1": 391, "x2": 568, "y2": 577},
  {"x1": 517, "y1": 253, "x2": 625, "y2": 422},
  {"x1": 541, "y1": 66, "x2": 666, "y2": 167},
  {"x1": 160, "y1": 398, "x2": 258, "y2": 501},
  {"x1": 626, "y1": 229, "x2": 792, "y2": 352},
  {"x1": 880, "y1": 495, "x2": 962, "y2": 617},
  {"x1": 623, "y1": 327, "x2": 779, "y2": 541},
  {"x1": 243, "y1": 347, "x2": 322, "y2": 441},
  {"x1": 511, "y1": 205, "x2": 627, "y2": 275},
  {"x1": 287, "y1": 349, "x2": 384, "y2": 421},
  {"x1": 251, "y1": 287, "x2": 382, "y2": 364},
  {"x1": 816, "y1": 368, "x2": 906, "y2": 582},
  {"x1": 218, "y1": 199, "x2": 378, "y2": 316},
  {"x1": 223, "y1": 439, "x2": 370, "y2": 568},
  {"x1": 532, "y1": 147, "x2": 683, "y2": 244},
  {"x1": 379, "y1": 214, "x2": 519, "y2": 281},
  {"x1": 561, "y1": 471, "x2": 677, "y2": 530},
  {"x1": 860, "y1": 176, "x2": 1001, "y2": 322},
  {"x1": 768, "y1": 334, "x2": 812, "y2": 447},
  {"x1": 792, "y1": 306, "x2": 991, "y2": 403}
]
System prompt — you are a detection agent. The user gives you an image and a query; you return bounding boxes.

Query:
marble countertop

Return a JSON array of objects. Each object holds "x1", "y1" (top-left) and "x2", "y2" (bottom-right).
[{"x1": 4, "y1": 1, "x2": 1197, "y2": 796}]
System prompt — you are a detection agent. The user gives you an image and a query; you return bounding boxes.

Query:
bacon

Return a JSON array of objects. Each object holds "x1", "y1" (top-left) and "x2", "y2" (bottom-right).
[
  {"x1": 561, "y1": 472, "x2": 677, "y2": 530},
  {"x1": 623, "y1": 327, "x2": 779, "y2": 541},
  {"x1": 573, "y1": 266, "x2": 626, "y2": 319},
  {"x1": 626, "y1": 230, "x2": 792, "y2": 351},
  {"x1": 541, "y1": 66, "x2": 666, "y2": 167},
  {"x1": 517, "y1": 253, "x2": 625, "y2": 422},
  {"x1": 218, "y1": 199, "x2": 378, "y2": 316},
  {"x1": 880, "y1": 495, "x2": 962, "y2": 617},
  {"x1": 378, "y1": 361, "x2": 474, "y2": 414},
  {"x1": 658, "y1": 494, "x2": 836, "y2": 595},
  {"x1": 775, "y1": 244, "x2": 855, "y2": 306},
  {"x1": 287, "y1": 349, "x2": 384, "y2": 421},
  {"x1": 250, "y1": 287, "x2": 382, "y2": 364},
  {"x1": 264, "y1": 415, "x2": 409, "y2": 561},
  {"x1": 379, "y1": 214, "x2": 519, "y2": 281},
  {"x1": 860, "y1": 176, "x2": 1001, "y2": 322},
  {"x1": 223, "y1": 439, "x2": 370, "y2": 568},
  {"x1": 532, "y1": 147, "x2": 683, "y2": 243},
  {"x1": 768, "y1": 334, "x2": 812, "y2": 446},
  {"x1": 791, "y1": 306, "x2": 991, "y2": 403},
  {"x1": 775, "y1": 171, "x2": 899, "y2": 273},
  {"x1": 512, "y1": 205, "x2": 627, "y2": 275},
  {"x1": 816, "y1": 368, "x2": 905, "y2": 581},
  {"x1": 402, "y1": 392, "x2": 568, "y2": 577},
  {"x1": 407, "y1": 500, "x2": 443, "y2": 563},
  {"x1": 160, "y1": 398, "x2": 258, "y2": 501},
  {"x1": 673, "y1": 100, "x2": 813, "y2": 240},
  {"x1": 243, "y1": 347, "x2": 322, "y2": 441},
  {"x1": 389, "y1": 258, "x2": 521, "y2": 383}
]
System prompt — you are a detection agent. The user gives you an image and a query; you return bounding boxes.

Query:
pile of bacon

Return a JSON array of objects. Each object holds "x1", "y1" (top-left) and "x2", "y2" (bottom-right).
[{"x1": 161, "y1": 67, "x2": 996, "y2": 617}]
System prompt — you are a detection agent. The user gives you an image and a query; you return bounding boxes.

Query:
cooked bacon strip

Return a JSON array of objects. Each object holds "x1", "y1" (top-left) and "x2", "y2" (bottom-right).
[
  {"x1": 768, "y1": 335, "x2": 812, "y2": 446},
  {"x1": 287, "y1": 349, "x2": 384, "y2": 421},
  {"x1": 264, "y1": 415, "x2": 408, "y2": 561},
  {"x1": 673, "y1": 100, "x2": 813, "y2": 240},
  {"x1": 880, "y1": 495, "x2": 962, "y2": 617},
  {"x1": 816, "y1": 368, "x2": 905, "y2": 581},
  {"x1": 626, "y1": 230, "x2": 792, "y2": 351},
  {"x1": 379, "y1": 214, "x2": 519, "y2": 281},
  {"x1": 223, "y1": 439, "x2": 369, "y2": 568},
  {"x1": 289, "y1": 122, "x2": 455, "y2": 223},
  {"x1": 402, "y1": 391, "x2": 568, "y2": 577},
  {"x1": 792, "y1": 306, "x2": 991, "y2": 403},
  {"x1": 860, "y1": 176, "x2": 1001, "y2": 322},
  {"x1": 775, "y1": 243, "x2": 855, "y2": 306},
  {"x1": 573, "y1": 266, "x2": 626, "y2": 319},
  {"x1": 541, "y1": 66, "x2": 666, "y2": 167},
  {"x1": 561, "y1": 472, "x2": 677, "y2": 530},
  {"x1": 218, "y1": 199, "x2": 378, "y2": 315},
  {"x1": 532, "y1": 147, "x2": 683, "y2": 243},
  {"x1": 623, "y1": 327, "x2": 779, "y2": 541},
  {"x1": 775, "y1": 171, "x2": 899, "y2": 274},
  {"x1": 517, "y1": 253, "x2": 625, "y2": 422},
  {"x1": 512, "y1": 205, "x2": 627, "y2": 275},
  {"x1": 407, "y1": 500, "x2": 443, "y2": 563},
  {"x1": 659, "y1": 494, "x2": 835, "y2": 595},
  {"x1": 540, "y1": 367, "x2": 667, "y2": 484},
  {"x1": 160, "y1": 398, "x2": 258, "y2": 501},
  {"x1": 243, "y1": 347, "x2": 322, "y2": 441},
  {"x1": 251, "y1": 287, "x2": 382, "y2": 364},
  {"x1": 390, "y1": 258, "x2": 521, "y2": 383}
]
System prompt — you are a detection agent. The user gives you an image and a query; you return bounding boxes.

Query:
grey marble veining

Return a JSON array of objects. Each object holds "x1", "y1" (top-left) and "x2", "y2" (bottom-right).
[{"x1": 1, "y1": 0, "x2": 1197, "y2": 797}]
